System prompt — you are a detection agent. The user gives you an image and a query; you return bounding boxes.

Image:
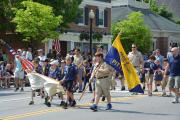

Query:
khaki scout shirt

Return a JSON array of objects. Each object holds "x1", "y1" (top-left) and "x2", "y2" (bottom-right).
[
  {"x1": 128, "y1": 51, "x2": 144, "y2": 67},
  {"x1": 94, "y1": 62, "x2": 112, "y2": 79}
]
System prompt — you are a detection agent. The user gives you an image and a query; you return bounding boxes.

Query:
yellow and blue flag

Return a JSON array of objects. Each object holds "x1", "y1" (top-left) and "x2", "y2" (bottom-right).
[{"x1": 105, "y1": 34, "x2": 144, "y2": 93}]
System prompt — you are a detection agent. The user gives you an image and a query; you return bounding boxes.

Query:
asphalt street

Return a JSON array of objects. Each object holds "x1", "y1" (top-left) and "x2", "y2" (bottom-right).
[{"x1": 0, "y1": 84, "x2": 180, "y2": 120}]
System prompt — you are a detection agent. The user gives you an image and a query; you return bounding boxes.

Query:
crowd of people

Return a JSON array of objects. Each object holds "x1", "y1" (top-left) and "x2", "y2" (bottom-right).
[{"x1": 0, "y1": 44, "x2": 180, "y2": 111}]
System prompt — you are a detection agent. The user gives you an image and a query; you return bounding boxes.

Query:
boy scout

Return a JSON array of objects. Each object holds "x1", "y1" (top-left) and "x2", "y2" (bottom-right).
[{"x1": 90, "y1": 52, "x2": 112, "y2": 111}]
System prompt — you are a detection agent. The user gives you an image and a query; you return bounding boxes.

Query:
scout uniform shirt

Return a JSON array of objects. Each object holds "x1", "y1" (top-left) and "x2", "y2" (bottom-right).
[
  {"x1": 128, "y1": 51, "x2": 143, "y2": 67},
  {"x1": 94, "y1": 62, "x2": 112, "y2": 79}
]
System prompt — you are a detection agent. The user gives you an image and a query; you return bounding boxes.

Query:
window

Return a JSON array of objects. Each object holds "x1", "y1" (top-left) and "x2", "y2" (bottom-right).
[
  {"x1": 78, "y1": 8, "x2": 84, "y2": 25},
  {"x1": 98, "y1": 10, "x2": 104, "y2": 26}
]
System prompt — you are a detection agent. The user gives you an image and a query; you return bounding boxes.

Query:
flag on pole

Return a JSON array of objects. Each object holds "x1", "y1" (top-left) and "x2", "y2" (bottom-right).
[
  {"x1": 105, "y1": 34, "x2": 144, "y2": 93},
  {"x1": 53, "y1": 39, "x2": 61, "y2": 53}
]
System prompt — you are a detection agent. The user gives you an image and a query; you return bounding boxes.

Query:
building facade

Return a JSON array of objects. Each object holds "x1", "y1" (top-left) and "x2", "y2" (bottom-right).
[{"x1": 49, "y1": 0, "x2": 180, "y2": 57}]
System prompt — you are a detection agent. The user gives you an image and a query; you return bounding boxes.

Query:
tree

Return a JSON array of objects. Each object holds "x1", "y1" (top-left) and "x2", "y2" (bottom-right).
[
  {"x1": 12, "y1": 1, "x2": 63, "y2": 42},
  {"x1": 149, "y1": 0, "x2": 173, "y2": 21},
  {"x1": 111, "y1": 12, "x2": 152, "y2": 54},
  {"x1": 0, "y1": 0, "x2": 82, "y2": 32},
  {"x1": 33, "y1": 0, "x2": 82, "y2": 27}
]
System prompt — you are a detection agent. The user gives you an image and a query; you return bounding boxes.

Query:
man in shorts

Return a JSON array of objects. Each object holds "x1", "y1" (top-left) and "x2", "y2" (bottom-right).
[
  {"x1": 166, "y1": 47, "x2": 180, "y2": 103},
  {"x1": 14, "y1": 49, "x2": 24, "y2": 92}
]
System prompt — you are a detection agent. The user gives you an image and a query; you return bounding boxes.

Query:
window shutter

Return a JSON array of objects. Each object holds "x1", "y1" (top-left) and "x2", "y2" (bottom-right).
[
  {"x1": 95, "y1": 9, "x2": 99, "y2": 26},
  {"x1": 104, "y1": 9, "x2": 108, "y2": 27},
  {"x1": 84, "y1": 7, "x2": 89, "y2": 25}
]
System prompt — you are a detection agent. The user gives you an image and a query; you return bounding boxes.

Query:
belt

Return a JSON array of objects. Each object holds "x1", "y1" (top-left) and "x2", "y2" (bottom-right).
[{"x1": 97, "y1": 76, "x2": 109, "y2": 79}]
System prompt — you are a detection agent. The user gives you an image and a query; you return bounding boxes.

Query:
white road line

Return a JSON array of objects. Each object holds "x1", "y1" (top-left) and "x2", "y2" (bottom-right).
[{"x1": 0, "y1": 97, "x2": 30, "y2": 103}]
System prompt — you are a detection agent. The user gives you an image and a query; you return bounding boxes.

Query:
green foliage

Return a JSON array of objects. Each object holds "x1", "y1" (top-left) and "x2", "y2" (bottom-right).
[
  {"x1": 0, "y1": 0, "x2": 82, "y2": 32},
  {"x1": 157, "y1": 5, "x2": 173, "y2": 20},
  {"x1": 176, "y1": 19, "x2": 180, "y2": 25},
  {"x1": 149, "y1": 0, "x2": 173, "y2": 21},
  {"x1": 34, "y1": 0, "x2": 82, "y2": 27},
  {"x1": 93, "y1": 33, "x2": 103, "y2": 41},
  {"x1": 111, "y1": 12, "x2": 152, "y2": 54},
  {"x1": 12, "y1": 1, "x2": 63, "y2": 42},
  {"x1": 79, "y1": 32, "x2": 89, "y2": 41}
]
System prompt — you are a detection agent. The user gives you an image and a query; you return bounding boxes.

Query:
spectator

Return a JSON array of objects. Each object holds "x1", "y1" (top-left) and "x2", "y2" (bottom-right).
[{"x1": 26, "y1": 48, "x2": 33, "y2": 61}]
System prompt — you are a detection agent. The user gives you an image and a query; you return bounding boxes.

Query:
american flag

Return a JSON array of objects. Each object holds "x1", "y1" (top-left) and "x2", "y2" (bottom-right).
[
  {"x1": 53, "y1": 39, "x2": 61, "y2": 54},
  {"x1": 20, "y1": 57, "x2": 34, "y2": 71}
]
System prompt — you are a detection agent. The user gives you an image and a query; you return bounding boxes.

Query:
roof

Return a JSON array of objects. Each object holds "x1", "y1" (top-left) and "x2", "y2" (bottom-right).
[{"x1": 111, "y1": 6, "x2": 180, "y2": 33}]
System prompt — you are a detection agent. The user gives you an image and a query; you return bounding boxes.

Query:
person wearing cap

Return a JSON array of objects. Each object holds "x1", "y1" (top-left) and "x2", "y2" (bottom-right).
[
  {"x1": 166, "y1": 47, "x2": 180, "y2": 103},
  {"x1": 37, "y1": 49, "x2": 46, "y2": 66},
  {"x1": 44, "y1": 60, "x2": 65, "y2": 107},
  {"x1": 26, "y1": 48, "x2": 33, "y2": 61},
  {"x1": 60, "y1": 55, "x2": 78, "y2": 109},
  {"x1": 14, "y1": 49, "x2": 25, "y2": 92},
  {"x1": 90, "y1": 52, "x2": 113, "y2": 111}
]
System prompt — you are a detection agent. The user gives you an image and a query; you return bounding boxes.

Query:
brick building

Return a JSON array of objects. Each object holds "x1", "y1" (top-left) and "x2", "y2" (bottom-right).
[{"x1": 48, "y1": 0, "x2": 180, "y2": 56}]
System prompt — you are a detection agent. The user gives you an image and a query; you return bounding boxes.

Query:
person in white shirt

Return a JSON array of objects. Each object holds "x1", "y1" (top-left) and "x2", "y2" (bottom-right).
[{"x1": 37, "y1": 49, "x2": 46, "y2": 66}]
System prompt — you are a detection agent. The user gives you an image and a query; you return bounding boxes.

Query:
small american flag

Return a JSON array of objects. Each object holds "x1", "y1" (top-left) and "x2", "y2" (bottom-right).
[{"x1": 53, "y1": 39, "x2": 61, "y2": 54}]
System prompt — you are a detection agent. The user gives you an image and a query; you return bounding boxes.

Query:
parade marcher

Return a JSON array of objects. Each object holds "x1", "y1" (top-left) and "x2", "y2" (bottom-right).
[
  {"x1": 162, "y1": 58, "x2": 172, "y2": 96},
  {"x1": 60, "y1": 55, "x2": 78, "y2": 109},
  {"x1": 73, "y1": 48, "x2": 83, "y2": 93},
  {"x1": 14, "y1": 49, "x2": 25, "y2": 92},
  {"x1": 145, "y1": 55, "x2": 156, "y2": 96},
  {"x1": 82, "y1": 60, "x2": 92, "y2": 92},
  {"x1": 28, "y1": 58, "x2": 43, "y2": 105},
  {"x1": 153, "y1": 59, "x2": 163, "y2": 92},
  {"x1": 128, "y1": 44, "x2": 144, "y2": 94},
  {"x1": 166, "y1": 47, "x2": 180, "y2": 103},
  {"x1": 42, "y1": 58, "x2": 50, "y2": 76},
  {"x1": 44, "y1": 60, "x2": 65, "y2": 107},
  {"x1": 90, "y1": 52, "x2": 112, "y2": 111}
]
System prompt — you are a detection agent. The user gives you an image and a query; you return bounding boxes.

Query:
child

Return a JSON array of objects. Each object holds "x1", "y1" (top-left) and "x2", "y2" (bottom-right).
[
  {"x1": 161, "y1": 58, "x2": 172, "y2": 96},
  {"x1": 153, "y1": 60, "x2": 163, "y2": 92},
  {"x1": 45, "y1": 60, "x2": 65, "y2": 107},
  {"x1": 28, "y1": 59, "x2": 43, "y2": 105},
  {"x1": 82, "y1": 60, "x2": 92, "y2": 92},
  {"x1": 146, "y1": 55, "x2": 156, "y2": 96},
  {"x1": 61, "y1": 55, "x2": 78, "y2": 109}
]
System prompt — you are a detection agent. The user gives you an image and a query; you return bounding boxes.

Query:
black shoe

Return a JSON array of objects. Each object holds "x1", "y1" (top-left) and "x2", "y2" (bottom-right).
[
  {"x1": 60, "y1": 101, "x2": 66, "y2": 106},
  {"x1": 63, "y1": 103, "x2": 68, "y2": 109},
  {"x1": 14, "y1": 88, "x2": 19, "y2": 92},
  {"x1": 20, "y1": 88, "x2": 24, "y2": 92},
  {"x1": 121, "y1": 86, "x2": 125, "y2": 91},
  {"x1": 143, "y1": 86, "x2": 145, "y2": 90},
  {"x1": 45, "y1": 102, "x2": 51, "y2": 107},
  {"x1": 70, "y1": 100, "x2": 76, "y2": 107},
  {"x1": 44, "y1": 97, "x2": 48, "y2": 104},
  {"x1": 29, "y1": 101, "x2": 34, "y2": 105},
  {"x1": 101, "y1": 96, "x2": 106, "y2": 101}
]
